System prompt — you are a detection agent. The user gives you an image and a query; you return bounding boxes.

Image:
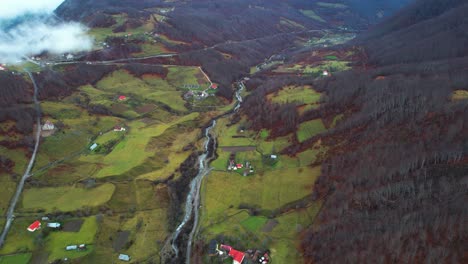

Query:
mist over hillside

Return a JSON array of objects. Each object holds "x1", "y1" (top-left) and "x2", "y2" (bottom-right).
[{"x1": 0, "y1": 0, "x2": 92, "y2": 64}]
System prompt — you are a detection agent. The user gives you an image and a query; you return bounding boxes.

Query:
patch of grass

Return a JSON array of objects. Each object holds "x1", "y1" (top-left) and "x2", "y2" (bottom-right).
[
  {"x1": 280, "y1": 18, "x2": 306, "y2": 29},
  {"x1": 120, "y1": 209, "x2": 168, "y2": 262},
  {"x1": 96, "y1": 69, "x2": 187, "y2": 112},
  {"x1": 22, "y1": 183, "x2": 115, "y2": 212},
  {"x1": 166, "y1": 67, "x2": 210, "y2": 89},
  {"x1": 297, "y1": 119, "x2": 326, "y2": 143},
  {"x1": 317, "y1": 2, "x2": 347, "y2": 9},
  {"x1": 300, "y1": 10, "x2": 326, "y2": 23},
  {"x1": 452, "y1": 90, "x2": 468, "y2": 101},
  {"x1": 0, "y1": 218, "x2": 36, "y2": 254},
  {"x1": 240, "y1": 216, "x2": 268, "y2": 232},
  {"x1": 133, "y1": 43, "x2": 168, "y2": 57},
  {"x1": 47, "y1": 216, "x2": 98, "y2": 261},
  {"x1": 324, "y1": 55, "x2": 338, "y2": 60},
  {"x1": 331, "y1": 114, "x2": 344, "y2": 128},
  {"x1": 89, "y1": 113, "x2": 199, "y2": 178},
  {"x1": 0, "y1": 253, "x2": 32, "y2": 264},
  {"x1": 0, "y1": 146, "x2": 28, "y2": 175},
  {"x1": 268, "y1": 85, "x2": 321, "y2": 107}
]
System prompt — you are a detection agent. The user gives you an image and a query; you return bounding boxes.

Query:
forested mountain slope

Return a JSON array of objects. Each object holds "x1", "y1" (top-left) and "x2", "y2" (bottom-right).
[{"x1": 299, "y1": 1, "x2": 468, "y2": 263}]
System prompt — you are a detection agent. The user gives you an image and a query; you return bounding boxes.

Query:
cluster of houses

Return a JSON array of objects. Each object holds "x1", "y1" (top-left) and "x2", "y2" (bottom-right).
[
  {"x1": 184, "y1": 90, "x2": 208, "y2": 100},
  {"x1": 183, "y1": 83, "x2": 218, "y2": 100},
  {"x1": 227, "y1": 159, "x2": 254, "y2": 176}
]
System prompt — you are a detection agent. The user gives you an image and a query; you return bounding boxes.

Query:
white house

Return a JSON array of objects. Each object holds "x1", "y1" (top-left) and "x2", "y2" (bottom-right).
[
  {"x1": 47, "y1": 222, "x2": 61, "y2": 228},
  {"x1": 66, "y1": 245, "x2": 78, "y2": 251},
  {"x1": 118, "y1": 254, "x2": 131, "y2": 262},
  {"x1": 90, "y1": 143, "x2": 98, "y2": 151},
  {"x1": 42, "y1": 120, "x2": 55, "y2": 131}
]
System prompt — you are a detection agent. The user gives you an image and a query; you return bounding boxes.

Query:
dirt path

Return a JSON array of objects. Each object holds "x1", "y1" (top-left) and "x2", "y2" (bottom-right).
[{"x1": 0, "y1": 72, "x2": 42, "y2": 247}]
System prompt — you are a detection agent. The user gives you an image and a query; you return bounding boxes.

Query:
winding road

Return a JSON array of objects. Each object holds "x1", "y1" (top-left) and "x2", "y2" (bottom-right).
[{"x1": 0, "y1": 72, "x2": 41, "y2": 247}]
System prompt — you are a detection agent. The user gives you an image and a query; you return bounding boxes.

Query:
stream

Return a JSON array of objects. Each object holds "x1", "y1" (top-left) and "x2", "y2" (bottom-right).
[{"x1": 167, "y1": 81, "x2": 245, "y2": 263}]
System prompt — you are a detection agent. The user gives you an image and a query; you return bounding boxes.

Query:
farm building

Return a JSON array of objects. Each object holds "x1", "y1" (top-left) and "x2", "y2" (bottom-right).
[
  {"x1": 47, "y1": 222, "x2": 61, "y2": 228},
  {"x1": 42, "y1": 120, "x2": 55, "y2": 131},
  {"x1": 118, "y1": 254, "x2": 131, "y2": 262},
  {"x1": 66, "y1": 245, "x2": 78, "y2": 251},
  {"x1": 114, "y1": 126, "x2": 126, "y2": 132},
  {"x1": 90, "y1": 143, "x2": 98, "y2": 151},
  {"x1": 27, "y1": 221, "x2": 41, "y2": 232},
  {"x1": 220, "y1": 245, "x2": 245, "y2": 264}
]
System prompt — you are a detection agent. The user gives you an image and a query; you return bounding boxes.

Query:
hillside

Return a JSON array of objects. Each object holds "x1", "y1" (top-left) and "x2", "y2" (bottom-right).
[
  {"x1": 295, "y1": 1, "x2": 468, "y2": 263},
  {"x1": 4, "y1": 1, "x2": 465, "y2": 264}
]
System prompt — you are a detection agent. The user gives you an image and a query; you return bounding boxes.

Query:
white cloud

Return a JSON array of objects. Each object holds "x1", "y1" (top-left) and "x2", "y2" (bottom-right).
[
  {"x1": 0, "y1": 19, "x2": 93, "y2": 63},
  {"x1": 0, "y1": 0, "x2": 65, "y2": 19},
  {"x1": 0, "y1": 0, "x2": 94, "y2": 64}
]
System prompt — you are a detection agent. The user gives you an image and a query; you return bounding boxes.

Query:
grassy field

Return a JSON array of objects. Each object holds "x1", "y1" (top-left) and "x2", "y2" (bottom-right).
[
  {"x1": 300, "y1": 10, "x2": 326, "y2": 23},
  {"x1": 0, "y1": 218, "x2": 37, "y2": 255},
  {"x1": 297, "y1": 119, "x2": 326, "y2": 142},
  {"x1": 0, "y1": 253, "x2": 32, "y2": 264},
  {"x1": 120, "y1": 209, "x2": 168, "y2": 261},
  {"x1": 200, "y1": 168, "x2": 323, "y2": 263},
  {"x1": 22, "y1": 184, "x2": 115, "y2": 212},
  {"x1": 47, "y1": 216, "x2": 98, "y2": 261},
  {"x1": 84, "y1": 113, "x2": 199, "y2": 178},
  {"x1": 452, "y1": 90, "x2": 468, "y2": 101},
  {"x1": 95, "y1": 69, "x2": 188, "y2": 112},
  {"x1": 317, "y1": 2, "x2": 347, "y2": 9},
  {"x1": 267, "y1": 85, "x2": 322, "y2": 111}
]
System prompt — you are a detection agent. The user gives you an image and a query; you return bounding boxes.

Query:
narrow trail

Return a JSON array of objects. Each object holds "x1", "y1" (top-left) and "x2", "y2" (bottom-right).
[{"x1": 0, "y1": 72, "x2": 41, "y2": 248}]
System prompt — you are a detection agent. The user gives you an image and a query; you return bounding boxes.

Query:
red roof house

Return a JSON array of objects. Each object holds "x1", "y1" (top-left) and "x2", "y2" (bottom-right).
[
  {"x1": 236, "y1": 163, "x2": 243, "y2": 169},
  {"x1": 27, "y1": 220, "x2": 41, "y2": 232},
  {"x1": 210, "y1": 83, "x2": 218, "y2": 89},
  {"x1": 228, "y1": 249, "x2": 245, "y2": 264},
  {"x1": 219, "y1": 244, "x2": 245, "y2": 264},
  {"x1": 118, "y1": 95, "x2": 127, "y2": 101}
]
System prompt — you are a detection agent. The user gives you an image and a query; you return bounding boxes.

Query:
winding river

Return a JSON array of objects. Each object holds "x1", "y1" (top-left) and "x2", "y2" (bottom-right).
[{"x1": 167, "y1": 81, "x2": 245, "y2": 263}]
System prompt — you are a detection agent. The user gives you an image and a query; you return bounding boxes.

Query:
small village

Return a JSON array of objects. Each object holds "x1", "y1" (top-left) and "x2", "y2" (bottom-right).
[{"x1": 26, "y1": 218, "x2": 131, "y2": 262}]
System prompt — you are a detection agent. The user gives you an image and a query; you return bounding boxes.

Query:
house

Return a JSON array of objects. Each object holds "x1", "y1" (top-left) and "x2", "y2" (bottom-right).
[
  {"x1": 47, "y1": 222, "x2": 61, "y2": 228},
  {"x1": 236, "y1": 164, "x2": 243, "y2": 169},
  {"x1": 219, "y1": 245, "x2": 245, "y2": 264},
  {"x1": 66, "y1": 245, "x2": 78, "y2": 251},
  {"x1": 0, "y1": 65, "x2": 5, "y2": 71},
  {"x1": 27, "y1": 220, "x2": 41, "y2": 232},
  {"x1": 322, "y1": 70, "x2": 329, "y2": 76},
  {"x1": 66, "y1": 54, "x2": 74, "y2": 60},
  {"x1": 118, "y1": 95, "x2": 127, "y2": 101},
  {"x1": 210, "y1": 83, "x2": 218, "y2": 89},
  {"x1": 270, "y1": 155, "x2": 278, "y2": 159},
  {"x1": 42, "y1": 120, "x2": 55, "y2": 131},
  {"x1": 118, "y1": 254, "x2": 131, "y2": 262},
  {"x1": 78, "y1": 244, "x2": 86, "y2": 250},
  {"x1": 90, "y1": 143, "x2": 98, "y2": 151},
  {"x1": 114, "y1": 126, "x2": 126, "y2": 132},
  {"x1": 41, "y1": 216, "x2": 49, "y2": 221}
]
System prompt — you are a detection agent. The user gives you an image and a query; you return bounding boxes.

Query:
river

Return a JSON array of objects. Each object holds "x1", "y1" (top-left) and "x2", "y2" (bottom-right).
[{"x1": 164, "y1": 81, "x2": 245, "y2": 263}]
